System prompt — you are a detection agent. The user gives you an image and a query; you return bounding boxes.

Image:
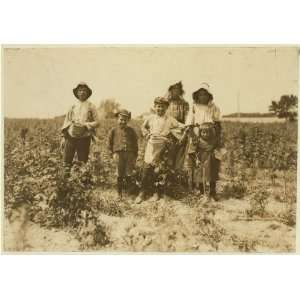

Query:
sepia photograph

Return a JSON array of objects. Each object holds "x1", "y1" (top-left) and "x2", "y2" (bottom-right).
[{"x1": 2, "y1": 46, "x2": 298, "y2": 253}]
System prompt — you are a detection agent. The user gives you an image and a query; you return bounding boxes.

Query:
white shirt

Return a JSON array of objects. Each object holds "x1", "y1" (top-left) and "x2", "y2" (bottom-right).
[
  {"x1": 142, "y1": 113, "x2": 185, "y2": 165},
  {"x1": 62, "y1": 100, "x2": 99, "y2": 137},
  {"x1": 185, "y1": 102, "x2": 221, "y2": 126},
  {"x1": 142, "y1": 114, "x2": 185, "y2": 138}
]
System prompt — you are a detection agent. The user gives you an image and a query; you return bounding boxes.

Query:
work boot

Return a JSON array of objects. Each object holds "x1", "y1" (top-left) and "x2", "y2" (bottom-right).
[
  {"x1": 135, "y1": 191, "x2": 145, "y2": 204},
  {"x1": 150, "y1": 192, "x2": 160, "y2": 201},
  {"x1": 117, "y1": 177, "x2": 124, "y2": 199},
  {"x1": 161, "y1": 193, "x2": 172, "y2": 201},
  {"x1": 199, "y1": 183, "x2": 204, "y2": 195},
  {"x1": 125, "y1": 176, "x2": 136, "y2": 195},
  {"x1": 187, "y1": 169, "x2": 195, "y2": 193}
]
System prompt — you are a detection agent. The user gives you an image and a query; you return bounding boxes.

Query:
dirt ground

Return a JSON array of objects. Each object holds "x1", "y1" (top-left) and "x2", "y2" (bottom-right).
[{"x1": 4, "y1": 186, "x2": 295, "y2": 253}]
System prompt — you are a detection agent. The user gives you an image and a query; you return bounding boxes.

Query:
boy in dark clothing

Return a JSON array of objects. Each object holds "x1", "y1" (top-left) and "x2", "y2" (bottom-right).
[{"x1": 108, "y1": 109, "x2": 138, "y2": 199}]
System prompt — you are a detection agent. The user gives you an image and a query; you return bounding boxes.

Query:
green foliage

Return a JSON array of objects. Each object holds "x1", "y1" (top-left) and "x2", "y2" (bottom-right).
[
  {"x1": 98, "y1": 99, "x2": 121, "y2": 119},
  {"x1": 269, "y1": 94, "x2": 298, "y2": 121},
  {"x1": 195, "y1": 210, "x2": 226, "y2": 251},
  {"x1": 247, "y1": 184, "x2": 270, "y2": 218},
  {"x1": 222, "y1": 122, "x2": 297, "y2": 171},
  {"x1": 221, "y1": 179, "x2": 247, "y2": 199},
  {"x1": 230, "y1": 234, "x2": 257, "y2": 252},
  {"x1": 4, "y1": 117, "x2": 298, "y2": 251}
]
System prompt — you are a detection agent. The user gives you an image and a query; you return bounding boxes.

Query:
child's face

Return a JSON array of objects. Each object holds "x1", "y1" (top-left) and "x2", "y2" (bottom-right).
[
  {"x1": 170, "y1": 87, "x2": 181, "y2": 98},
  {"x1": 118, "y1": 115, "x2": 129, "y2": 127},
  {"x1": 197, "y1": 89, "x2": 210, "y2": 105},
  {"x1": 200, "y1": 128, "x2": 210, "y2": 140},
  {"x1": 77, "y1": 87, "x2": 89, "y2": 101},
  {"x1": 154, "y1": 104, "x2": 167, "y2": 116}
]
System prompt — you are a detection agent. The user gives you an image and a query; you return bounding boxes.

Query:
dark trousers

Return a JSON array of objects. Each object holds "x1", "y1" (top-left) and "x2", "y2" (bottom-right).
[
  {"x1": 141, "y1": 164, "x2": 154, "y2": 189},
  {"x1": 115, "y1": 151, "x2": 136, "y2": 177},
  {"x1": 63, "y1": 136, "x2": 91, "y2": 165},
  {"x1": 140, "y1": 164, "x2": 164, "y2": 195},
  {"x1": 115, "y1": 151, "x2": 137, "y2": 196}
]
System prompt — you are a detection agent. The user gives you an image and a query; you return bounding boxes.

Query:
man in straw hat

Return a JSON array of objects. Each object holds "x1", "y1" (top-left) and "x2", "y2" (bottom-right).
[
  {"x1": 61, "y1": 82, "x2": 99, "y2": 167},
  {"x1": 108, "y1": 109, "x2": 138, "y2": 200},
  {"x1": 135, "y1": 97, "x2": 185, "y2": 204}
]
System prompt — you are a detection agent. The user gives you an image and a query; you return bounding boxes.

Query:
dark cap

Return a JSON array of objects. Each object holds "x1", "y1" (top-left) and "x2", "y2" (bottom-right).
[{"x1": 115, "y1": 109, "x2": 131, "y2": 119}]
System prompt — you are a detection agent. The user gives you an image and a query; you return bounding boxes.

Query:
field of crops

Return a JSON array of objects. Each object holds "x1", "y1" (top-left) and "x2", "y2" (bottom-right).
[{"x1": 3, "y1": 117, "x2": 298, "y2": 252}]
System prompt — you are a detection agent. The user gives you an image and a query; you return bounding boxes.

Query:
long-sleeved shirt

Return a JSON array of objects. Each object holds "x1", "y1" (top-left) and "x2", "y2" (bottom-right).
[
  {"x1": 108, "y1": 126, "x2": 138, "y2": 155},
  {"x1": 185, "y1": 102, "x2": 222, "y2": 152},
  {"x1": 166, "y1": 97, "x2": 189, "y2": 123},
  {"x1": 185, "y1": 102, "x2": 220, "y2": 126},
  {"x1": 62, "y1": 100, "x2": 100, "y2": 138},
  {"x1": 142, "y1": 114, "x2": 185, "y2": 139},
  {"x1": 142, "y1": 113, "x2": 185, "y2": 165}
]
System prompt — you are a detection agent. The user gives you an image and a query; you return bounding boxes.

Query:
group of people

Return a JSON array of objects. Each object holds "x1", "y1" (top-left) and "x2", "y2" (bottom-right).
[{"x1": 61, "y1": 81, "x2": 222, "y2": 203}]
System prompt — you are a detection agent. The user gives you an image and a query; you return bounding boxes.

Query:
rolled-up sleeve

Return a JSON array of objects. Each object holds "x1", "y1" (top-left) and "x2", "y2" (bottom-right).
[
  {"x1": 141, "y1": 117, "x2": 151, "y2": 137},
  {"x1": 185, "y1": 105, "x2": 195, "y2": 126},
  {"x1": 61, "y1": 107, "x2": 73, "y2": 134},
  {"x1": 85, "y1": 104, "x2": 100, "y2": 130},
  {"x1": 212, "y1": 104, "x2": 221, "y2": 121},
  {"x1": 171, "y1": 117, "x2": 185, "y2": 129}
]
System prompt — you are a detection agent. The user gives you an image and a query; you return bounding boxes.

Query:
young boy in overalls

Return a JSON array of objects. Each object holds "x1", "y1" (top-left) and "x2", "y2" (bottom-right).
[
  {"x1": 135, "y1": 97, "x2": 185, "y2": 204},
  {"x1": 108, "y1": 109, "x2": 138, "y2": 199},
  {"x1": 61, "y1": 82, "x2": 100, "y2": 167},
  {"x1": 185, "y1": 83, "x2": 222, "y2": 201}
]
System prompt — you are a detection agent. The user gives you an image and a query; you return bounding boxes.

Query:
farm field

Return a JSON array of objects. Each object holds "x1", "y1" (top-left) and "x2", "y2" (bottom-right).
[
  {"x1": 222, "y1": 117, "x2": 286, "y2": 123},
  {"x1": 3, "y1": 118, "x2": 298, "y2": 252}
]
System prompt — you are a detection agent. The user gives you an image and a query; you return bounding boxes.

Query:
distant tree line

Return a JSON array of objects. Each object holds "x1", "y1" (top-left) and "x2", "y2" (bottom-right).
[
  {"x1": 223, "y1": 112, "x2": 276, "y2": 118},
  {"x1": 269, "y1": 95, "x2": 297, "y2": 122},
  {"x1": 224, "y1": 94, "x2": 298, "y2": 122},
  {"x1": 54, "y1": 94, "x2": 298, "y2": 122}
]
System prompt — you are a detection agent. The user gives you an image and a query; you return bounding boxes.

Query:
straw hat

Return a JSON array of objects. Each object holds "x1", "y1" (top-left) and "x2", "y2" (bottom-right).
[
  {"x1": 192, "y1": 82, "x2": 213, "y2": 102},
  {"x1": 73, "y1": 82, "x2": 92, "y2": 100}
]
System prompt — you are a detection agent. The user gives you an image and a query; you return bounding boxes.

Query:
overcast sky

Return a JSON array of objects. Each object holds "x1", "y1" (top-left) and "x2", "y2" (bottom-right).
[{"x1": 3, "y1": 46, "x2": 299, "y2": 118}]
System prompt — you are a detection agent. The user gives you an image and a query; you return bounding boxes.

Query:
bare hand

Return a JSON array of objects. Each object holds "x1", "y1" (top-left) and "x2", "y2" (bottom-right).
[
  {"x1": 60, "y1": 138, "x2": 65, "y2": 151},
  {"x1": 113, "y1": 153, "x2": 118, "y2": 162}
]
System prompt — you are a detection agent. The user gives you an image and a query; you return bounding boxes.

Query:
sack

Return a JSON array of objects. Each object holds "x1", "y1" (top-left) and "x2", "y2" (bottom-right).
[
  {"x1": 69, "y1": 123, "x2": 87, "y2": 138},
  {"x1": 149, "y1": 135, "x2": 168, "y2": 144}
]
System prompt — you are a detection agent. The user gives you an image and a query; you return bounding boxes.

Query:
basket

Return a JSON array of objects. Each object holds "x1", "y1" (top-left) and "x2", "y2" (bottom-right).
[{"x1": 69, "y1": 123, "x2": 87, "y2": 138}]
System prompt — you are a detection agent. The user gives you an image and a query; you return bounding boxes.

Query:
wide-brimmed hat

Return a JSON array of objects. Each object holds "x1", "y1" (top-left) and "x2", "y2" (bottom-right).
[
  {"x1": 192, "y1": 82, "x2": 213, "y2": 102},
  {"x1": 154, "y1": 97, "x2": 169, "y2": 107},
  {"x1": 73, "y1": 82, "x2": 92, "y2": 99},
  {"x1": 115, "y1": 109, "x2": 131, "y2": 120},
  {"x1": 168, "y1": 81, "x2": 184, "y2": 94}
]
